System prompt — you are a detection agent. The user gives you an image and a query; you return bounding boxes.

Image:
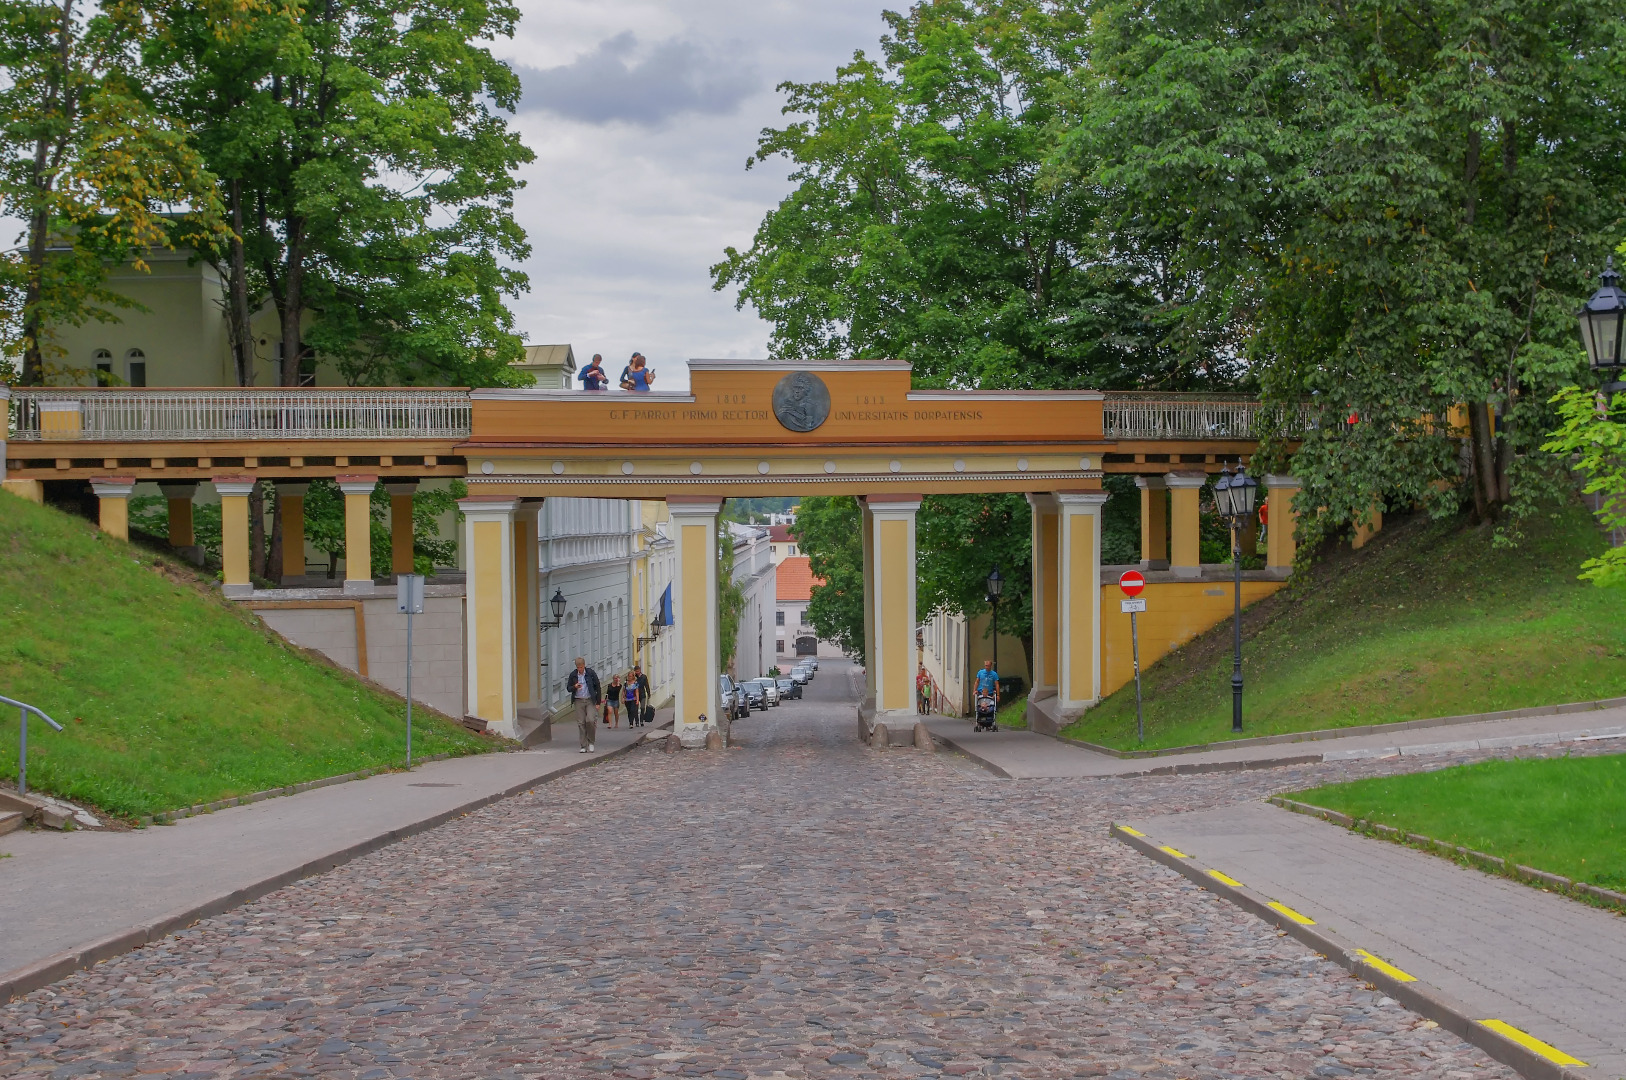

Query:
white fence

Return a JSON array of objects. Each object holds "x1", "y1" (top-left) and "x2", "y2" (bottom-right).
[
  {"x1": 8, "y1": 388, "x2": 472, "y2": 442},
  {"x1": 1102, "y1": 392, "x2": 1313, "y2": 441}
]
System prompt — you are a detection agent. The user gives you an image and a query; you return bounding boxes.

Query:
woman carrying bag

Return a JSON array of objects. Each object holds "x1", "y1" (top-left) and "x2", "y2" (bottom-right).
[{"x1": 620, "y1": 352, "x2": 655, "y2": 392}]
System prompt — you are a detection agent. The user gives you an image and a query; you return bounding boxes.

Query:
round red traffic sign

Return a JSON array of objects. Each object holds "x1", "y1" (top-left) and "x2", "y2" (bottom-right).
[{"x1": 1119, "y1": 570, "x2": 1145, "y2": 597}]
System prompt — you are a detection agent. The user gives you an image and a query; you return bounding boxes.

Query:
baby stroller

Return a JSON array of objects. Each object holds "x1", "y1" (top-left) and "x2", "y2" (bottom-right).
[{"x1": 973, "y1": 691, "x2": 999, "y2": 732}]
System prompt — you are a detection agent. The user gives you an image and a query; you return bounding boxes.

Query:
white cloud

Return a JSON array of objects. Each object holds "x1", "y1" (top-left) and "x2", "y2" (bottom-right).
[{"x1": 499, "y1": 0, "x2": 890, "y2": 390}]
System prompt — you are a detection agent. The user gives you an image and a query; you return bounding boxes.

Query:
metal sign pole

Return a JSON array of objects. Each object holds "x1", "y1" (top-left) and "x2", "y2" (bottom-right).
[
  {"x1": 18, "y1": 704, "x2": 26, "y2": 795},
  {"x1": 1131, "y1": 610, "x2": 1144, "y2": 745},
  {"x1": 405, "y1": 606, "x2": 414, "y2": 767},
  {"x1": 398, "y1": 574, "x2": 426, "y2": 768}
]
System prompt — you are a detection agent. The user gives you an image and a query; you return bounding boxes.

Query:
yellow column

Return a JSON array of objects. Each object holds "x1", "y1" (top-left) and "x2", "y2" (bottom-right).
[
  {"x1": 1056, "y1": 491, "x2": 1107, "y2": 714},
  {"x1": 158, "y1": 482, "x2": 198, "y2": 550},
  {"x1": 89, "y1": 477, "x2": 135, "y2": 541},
  {"x1": 512, "y1": 500, "x2": 541, "y2": 709},
  {"x1": 860, "y1": 498, "x2": 876, "y2": 708},
  {"x1": 668, "y1": 496, "x2": 721, "y2": 745},
  {"x1": 1265, "y1": 474, "x2": 1301, "y2": 573},
  {"x1": 1166, "y1": 472, "x2": 1206, "y2": 579},
  {"x1": 276, "y1": 482, "x2": 308, "y2": 582},
  {"x1": 866, "y1": 495, "x2": 920, "y2": 718},
  {"x1": 336, "y1": 475, "x2": 378, "y2": 594},
  {"x1": 1136, "y1": 475, "x2": 1169, "y2": 570},
  {"x1": 462, "y1": 496, "x2": 519, "y2": 734},
  {"x1": 1351, "y1": 504, "x2": 1383, "y2": 550},
  {"x1": 215, "y1": 476, "x2": 255, "y2": 596},
  {"x1": 387, "y1": 481, "x2": 417, "y2": 576},
  {"x1": 1025, "y1": 493, "x2": 1060, "y2": 694}
]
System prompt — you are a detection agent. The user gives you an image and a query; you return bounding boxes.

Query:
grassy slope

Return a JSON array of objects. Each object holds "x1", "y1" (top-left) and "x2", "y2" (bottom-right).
[
  {"x1": 1294, "y1": 755, "x2": 1626, "y2": 889},
  {"x1": 0, "y1": 492, "x2": 491, "y2": 818},
  {"x1": 1062, "y1": 499, "x2": 1626, "y2": 751}
]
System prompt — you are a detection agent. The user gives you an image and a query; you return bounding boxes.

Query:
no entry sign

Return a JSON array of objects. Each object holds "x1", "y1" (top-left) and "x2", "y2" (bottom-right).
[{"x1": 1118, "y1": 570, "x2": 1145, "y2": 597}]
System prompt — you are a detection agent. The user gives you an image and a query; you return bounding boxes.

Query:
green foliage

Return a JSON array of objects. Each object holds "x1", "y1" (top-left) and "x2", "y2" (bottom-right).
[
  {"x1": 1296, "y1": 755, "x2": 1626, "y2": 891},
  {"x1": 0, "y1": 0, "x2": 227, "y2": 384},
  {"x1": 712, "y1": 0, "x2": 1219, "y2": 391},
  {"x1": 1061, "y1": 500, "x2": 1626, "y2": 750},
  {"x1": 794, "y1": 496, "x2": 865, "y2": 657},
  {"x1": 917, "y1": 494, "x2": 1032, "y2": 661},
  {"x1": 1544, "y1": 386, "x2": 1626, "y2": 587},
  {"x1": 0, "y1": 490, "x2": 490, "y2": 818},
  {"x1": 145, "y1": 0, "x2": 535, "y2": 387},
  {"x1": 303, "y1": 478, "x2": 464, "y2": 577},
  {"x1": 1066, "y1": 0, "x2": 1623, "y2": 541},
  {"x1": 721, "y1": 497, "x2": 797, "y2": 524},
  {"x1": 717, "y1": 523, "x2": 746, "y2": 674}
]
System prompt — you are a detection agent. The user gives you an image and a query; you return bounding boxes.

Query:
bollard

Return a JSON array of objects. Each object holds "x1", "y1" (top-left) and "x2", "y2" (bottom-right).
[
  {"x1": 871, "y1": 721, "x2": 890, "y2": 750},
  {"x1": 664, "y1": 734, "x2": 681, "y2": 754},
  {"x1": 705, "y1": 728, "x2": 723, "y2": 751},
  {"x1": 913, "y1": 721, "x2": 934, "y2": 752}
]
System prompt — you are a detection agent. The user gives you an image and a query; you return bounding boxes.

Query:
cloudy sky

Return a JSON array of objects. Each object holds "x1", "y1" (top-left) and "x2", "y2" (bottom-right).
[{"x1": 499, "y1": 1, "x2": 892, "y2": 391}]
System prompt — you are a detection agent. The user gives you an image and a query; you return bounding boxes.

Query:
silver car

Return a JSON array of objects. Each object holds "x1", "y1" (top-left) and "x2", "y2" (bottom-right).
[{"x1": 750, "y1": 677, "x2": 780, "y2": 706}]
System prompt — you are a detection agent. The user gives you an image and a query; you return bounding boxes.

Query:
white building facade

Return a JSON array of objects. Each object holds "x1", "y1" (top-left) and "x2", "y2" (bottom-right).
[{"x1": 727, "y1": 521, "x2": 777, "y2": 680}]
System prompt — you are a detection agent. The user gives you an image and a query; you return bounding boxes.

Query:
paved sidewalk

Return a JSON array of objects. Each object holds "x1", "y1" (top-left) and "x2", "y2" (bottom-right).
[
  {"x1": 0, "y1": 721, "x2": 660, "y2": 999},
  {"x1": 1122, "y1": 800, "x2": 1626, "y2": 1077},
  {"x1": 925, "y1": 707, "x2": 1626, "y2": 778}
]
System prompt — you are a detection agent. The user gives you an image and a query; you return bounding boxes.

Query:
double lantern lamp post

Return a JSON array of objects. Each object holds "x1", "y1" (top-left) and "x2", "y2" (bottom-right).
[
  {"x1": 985, "y1": 563, "x2": 1005, "y2": 676},
  {"x1": 1579, "y1": 256, "x2": 1626, "y2": 397},
  {"x1": 1214, "y1": 464, "x2": 1259, "y2": 734}
]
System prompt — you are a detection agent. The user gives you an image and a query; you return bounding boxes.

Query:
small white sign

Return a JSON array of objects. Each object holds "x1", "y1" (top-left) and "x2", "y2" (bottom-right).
[
  {"x1": 397, "y1": 573, "x2": 426, "y2": 614},
  {"x1": 1120, "y1": 597, "x2": 1147, "y2": 614}
]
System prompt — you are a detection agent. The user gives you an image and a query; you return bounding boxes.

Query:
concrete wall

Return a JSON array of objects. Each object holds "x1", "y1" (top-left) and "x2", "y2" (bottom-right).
[
  {"x1": 1099, "y1": 574, "x2": 1285, "y2": 698},
  {"x1": 250, "y1": 589, "x2": 466, "y2": 717}
]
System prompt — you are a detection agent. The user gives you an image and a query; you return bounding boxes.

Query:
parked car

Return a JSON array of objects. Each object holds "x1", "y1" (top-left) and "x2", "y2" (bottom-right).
[
  {"x1": 739, "y1": 680, "x2": 767, "y2": 711},
  {"x1": 807, "y1": 658, "x2": 819, "y2": 671},
  {"x1": 776, "y1": 677, "x2": 802, "y2": 700},
  {"x1": 750, "y1": 677, "x2": 780, "y2": 707},
  {"x1": 719, "y1": 674, "x2": 750, "y2": 721},
  {"x1": 789, "y1": 667, "x2": 811, "y2": 685}
]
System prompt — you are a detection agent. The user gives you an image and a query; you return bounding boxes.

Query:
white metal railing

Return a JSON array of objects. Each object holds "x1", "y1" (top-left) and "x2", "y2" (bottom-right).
[
  {"x1": 1102, "y1": 392, "x2": 1313, "y2": 440},
  {"x1": 6, "y1": 387, "x2": 472, "y2": 442}
]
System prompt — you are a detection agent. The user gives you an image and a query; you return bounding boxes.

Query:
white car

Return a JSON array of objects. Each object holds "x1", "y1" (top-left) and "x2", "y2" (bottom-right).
[
  {"x1": 789, "y1": 667, "x2": 811, "y2": 685},
  {"x1": 751, "y1": 678, "x2": 780, "y2": 706}
]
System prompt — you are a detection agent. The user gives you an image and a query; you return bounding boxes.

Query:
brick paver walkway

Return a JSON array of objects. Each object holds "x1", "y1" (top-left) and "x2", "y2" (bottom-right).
[{"x1": 1, "y1": 664, "x2": 1516, "y2": 1079}]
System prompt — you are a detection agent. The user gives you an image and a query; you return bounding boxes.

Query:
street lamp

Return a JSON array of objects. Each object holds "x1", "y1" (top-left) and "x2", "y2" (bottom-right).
[
  {"x1": 1579, "y1": 257, "x2": 1626, "y2": 395},
  {"x1": 1213, "y1": 463, "x2": 1258, "y2": 734},
  {"x1": 540, "y1": 587, "x2": 566, "y2": 629},
  {"x1": 985, "y1": 563, "x2": 1004, "y2": 676}
]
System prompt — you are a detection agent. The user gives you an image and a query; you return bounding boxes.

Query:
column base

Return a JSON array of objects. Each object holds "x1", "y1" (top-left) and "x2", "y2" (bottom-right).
[
  {"x1": 1026, "y1": 693, "x2": 1099, "y2": 736},
  {"x1": 222, "y1": 583, "x2": 252, "y2": 598},
  {"x1": 174, "y1": 545, "x2": 205, "y2": 566},
  {"x1": 342, "y1": 579, "x2": 377, "y2": 596},
  {"x1": 1139, "y1": 559, "x2": 1170, "y2": 571},
  {"x1": 1171, "y1": 565, "x2": 1201, "y2": 579},
  {"x1": 677, "y1": 724, "x2": 714, "y2": 749}
]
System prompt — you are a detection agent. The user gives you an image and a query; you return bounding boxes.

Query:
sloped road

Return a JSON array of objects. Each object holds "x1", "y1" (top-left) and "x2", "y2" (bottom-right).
[{"x1": 1, "y1": 662, "x2": 1511, "y2": 1079}]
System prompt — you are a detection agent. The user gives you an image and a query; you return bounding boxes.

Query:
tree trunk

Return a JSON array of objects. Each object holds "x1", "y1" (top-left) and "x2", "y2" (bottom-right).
[
  {"x1": 267, "y1": 484, "x2": 284, "y2": 582},
  {"x1": 228, "y1": 180, "x2": 255, "y2": 386},
  {"x1": 1467, "y1": 400, "x2": 1499, "y2": 519},
  {"x1": 21, "y1": 202, "x2": 50, "y2": 386},
  {"x1": 280, "y1": 217, "x2": 304, "y2": 386}
]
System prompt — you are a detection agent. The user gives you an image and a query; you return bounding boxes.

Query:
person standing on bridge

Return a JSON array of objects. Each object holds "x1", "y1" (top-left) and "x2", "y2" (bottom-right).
[
  {"x1": 566, "y1": 657, "x2": 601, "y2": 753},
  {"x1": 620, "y1": 352, "x2": 655, "y2": 392},
  {"x1": 578, "y1": 353, "x2": 609, "y2": 391}
]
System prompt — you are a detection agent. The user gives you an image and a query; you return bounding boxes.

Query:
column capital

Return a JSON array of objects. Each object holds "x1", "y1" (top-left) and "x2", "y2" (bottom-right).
[
  {"x1": 1265, "y1": 474, "x2": 1302, "y2": 490},
  {"x1": 666, "y1": 496, "x2": 723, "y2": 517},
  {"x1": 158, "y1": 481, "x2": 199, "y2": 499},
  {"x1": 336, "y1": 474, "x2": 379, "y2": 496},
  {"x1": 90, "y1": 476, "x2": 136, "y2": 498},
  {"x1": 1026, "y1": 492, "x2": 1058, "y2": 511},
  {"x1": 213, "y1": 475, "x2": 256, "y2": 497},
  {"x1": 1134, "y1": 475, "x2": 1167, "y2": 490},
  {"x1": 1164, "y1": 471, "x2": 1208, "y2": 489},
  {"x1": 865, "y1": 494, "x2": 921, "y2": 514},
  {"x1": 1056, "y1": 490, "x2": 1110, "y2": 508},
  {"x1": 458, "y1": 496, "x2": 520, "y2": 518}
]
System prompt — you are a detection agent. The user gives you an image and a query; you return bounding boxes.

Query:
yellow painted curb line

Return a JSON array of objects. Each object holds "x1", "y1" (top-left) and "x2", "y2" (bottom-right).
[
  {"x1": 1478, "y1": 1019, "x2": 1588, "y2": 1067},
  {"x1": 1158, "y1": 844, "x2": 1190, "y2": 858},
  {"x1": 1206, "y1": 869, "x2": 1245, "y2": 888},
  {"x1": 1116, "y1": 825, "x2": 1146, "y2": 837},
  {"x1": 1354, "y1": 948, "x2": 1416, "y2": 983},
  {"x1": 1266, "y1": 900, "x2": 1315, "y2": 925}
]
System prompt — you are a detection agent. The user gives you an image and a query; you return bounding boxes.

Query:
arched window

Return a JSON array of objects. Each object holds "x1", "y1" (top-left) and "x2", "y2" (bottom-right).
[
  {"x1": 92, "y1": 349, "x2": 112, "y2": 384},
  {"x1": 124, "y1": 348, "x2": 147, "y2": 387}
]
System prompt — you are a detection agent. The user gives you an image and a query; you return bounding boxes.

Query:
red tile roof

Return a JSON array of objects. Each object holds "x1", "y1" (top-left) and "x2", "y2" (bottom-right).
[
  {"x1": 776, "y1": 555, "x2": 822, "y2": 602},
  {"x1": 768, "y1": 524, "x2": 795, "y2": 542}
]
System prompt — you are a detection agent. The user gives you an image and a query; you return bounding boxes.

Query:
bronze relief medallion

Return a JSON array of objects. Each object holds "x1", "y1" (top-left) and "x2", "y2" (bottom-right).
[{"x1": 771, "y1": 371, "x2": 831, "y2": 433}]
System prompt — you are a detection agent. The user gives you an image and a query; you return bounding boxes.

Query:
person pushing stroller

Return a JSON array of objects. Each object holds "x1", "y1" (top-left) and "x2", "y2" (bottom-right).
[{"x1": 973, "y1": 659, "x2": 1000, "y2": 732}]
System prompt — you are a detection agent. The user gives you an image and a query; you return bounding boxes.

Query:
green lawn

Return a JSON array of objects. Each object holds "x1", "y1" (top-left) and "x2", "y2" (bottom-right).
[
  {"x1": 1292, "y1": 754, "x2": 1626, "y2": 890},
  {"x1": 1061, "y1": 501, "x2": 1626, "y2": 751},
  {"x1": 996, "y1": 698, "x2": 1027, "y2": 729},
  {"x1": 0, "y1": 492, "x2": 493, "y2": 819}
]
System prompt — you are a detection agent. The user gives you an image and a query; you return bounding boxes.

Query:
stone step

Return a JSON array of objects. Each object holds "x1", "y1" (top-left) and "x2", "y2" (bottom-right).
[{"x1": 0, "y1": 809, "x2": 23, "y2": 836}]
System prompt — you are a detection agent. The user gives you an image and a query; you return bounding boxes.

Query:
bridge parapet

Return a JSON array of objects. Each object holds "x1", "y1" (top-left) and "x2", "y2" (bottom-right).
[{"x1": 1102, "y1": 392, "x2": 1312, "y2": 441}]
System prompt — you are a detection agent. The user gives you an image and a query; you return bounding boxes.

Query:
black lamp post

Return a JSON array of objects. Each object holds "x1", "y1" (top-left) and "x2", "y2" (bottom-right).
[
  {"x1": 985, "y1": 563, "x2": 1005, "y2": 676},
  {"x1": 1579, "y1": 257, "x2": 1626, "y2": 396},
  {"x1": 1213, "y1": 464, "x2": 1258, "y2": 733},
  {"x1": 540, "y1": 587, "x2": 567, "y2": 629}
]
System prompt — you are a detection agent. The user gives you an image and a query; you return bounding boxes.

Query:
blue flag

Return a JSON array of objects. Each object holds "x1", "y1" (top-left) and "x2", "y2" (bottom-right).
[{"x1": 659, "y1": 584, "x2": 673, "y2": 627}]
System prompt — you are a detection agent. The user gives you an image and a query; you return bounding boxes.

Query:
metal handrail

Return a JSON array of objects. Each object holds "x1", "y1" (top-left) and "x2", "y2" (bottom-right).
[
  {"x1": 1102, "y1": 393, "x2": 1314, "y2": 441},
  {"x1": 2, "y1": 694, "x2": 62, "y2": 797},
  {"x1": 7, "y1": 387, "x2": 473, "y2": 442}
]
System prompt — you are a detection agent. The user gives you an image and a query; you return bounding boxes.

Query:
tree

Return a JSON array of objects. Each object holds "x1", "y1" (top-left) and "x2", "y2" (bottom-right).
[
  {"x1": 0, "y1": 0, "x2": 224, "y2": 384},
  {"x1": 147, "y1": 0, "x2": 537, "y2": 388},
  {"x1": 916, "y1": 494, "x2": 1033, "y2": 673},
  {"x1": 712, "y1": 0, "x2": 1225, "y2": 392},
  {"x1": 1065, "y1": 0, "x2": 1626, "y2": 546},
  {"x1": 717, "y1": 522, "x2": 746, "y2": 674},
  {"x1": 1544, "y1": 387, "x2": 1626, "y2": 586},
  {"x1": 793, "y1": 496, "x2": 865, "y2": 657}
]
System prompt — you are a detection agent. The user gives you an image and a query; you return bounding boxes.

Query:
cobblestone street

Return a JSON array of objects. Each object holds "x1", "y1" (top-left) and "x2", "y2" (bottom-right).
[{"x1": 1, "y1": 661, "x2": 1518, "y2": 1079}]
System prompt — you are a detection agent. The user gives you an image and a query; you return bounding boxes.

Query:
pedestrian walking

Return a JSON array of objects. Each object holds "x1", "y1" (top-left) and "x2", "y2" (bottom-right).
[
  {"x1": 917, "y1": 666, "x2": 931, "y2": 714},
  {"x1": 578, "y1": 353, "x2": 609, "y2": 391},
  {"x1": 620, "y1": 352, "x2": 655, "y2": 392},
  {"x1": 565, "y1": 656, "x2": 601, "y2": 753},
  {"x1": 633, "y1": 665, "x2": 652, "y2": 726},
  {"x1": 623, "y1": 671, "x2": 640, "y2": 729},
  {"x1": 604, "y1": 672, "x2": 623, "y2": 728}
]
